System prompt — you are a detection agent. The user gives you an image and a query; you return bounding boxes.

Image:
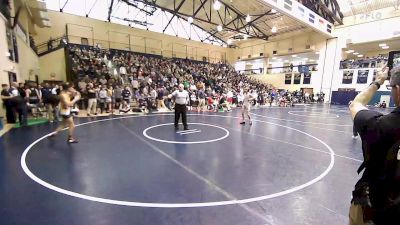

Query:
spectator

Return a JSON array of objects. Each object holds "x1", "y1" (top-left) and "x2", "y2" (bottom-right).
[
  {"x1": 156, "y1": 87, "x2": 166, "y2": 110},
  {"x1": 1, "y1": 84, "x2": 15, "y2": 123},
  {"x1": 41, "y1": 83, "x2": 56, "y2": 122},
  {"x1": 379, "y1": 101, "x2": 387, "y2": 108},
  {"x1": 98, "y1": 85, "x2": 108, "y2": 114},
  {"x1": 87, "y1": 83, "x2": 98, "y2": 116},
  {"x1": 9, "y1": 82, "x2": 27, "y2": 126},
  {"x1": 48, "y1": 37, "x2": 54, "y2": 50},
  {"x1": 119, "y1": 100, "x2": 130, "y2": 114},
  {"x1": 25, "y1": 83, "x2": 42, "y2": 117},
  {"x1": 113, "y1": 85, "x2": 122, "y2": 109},
  {"x1": 197, "y1": 88, "x2": 206, "y2": 112},
  {"x1": 121, "y1": 86, "x2": 131, "y2": 103}
]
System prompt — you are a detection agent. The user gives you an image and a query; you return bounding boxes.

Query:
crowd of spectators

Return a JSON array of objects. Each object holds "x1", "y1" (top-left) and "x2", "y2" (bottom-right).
[
  {"x1": 1, "y1": 81, "x2": 62, "y2": 126},
  {"x1": 67, "y1": 44, "x2": 278, "y2": 114},
  {"x1": 1, "y1": 44, "x2": 328, "y2": 126},
  {"x1": 340, "y1": 55, "x2": 388, "y2": 69}
]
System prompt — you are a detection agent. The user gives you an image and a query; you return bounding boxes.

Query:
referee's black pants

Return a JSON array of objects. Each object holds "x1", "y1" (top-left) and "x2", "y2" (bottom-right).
[{"x1": 174, "y1": 104, "x2": 188, "y2": 129}]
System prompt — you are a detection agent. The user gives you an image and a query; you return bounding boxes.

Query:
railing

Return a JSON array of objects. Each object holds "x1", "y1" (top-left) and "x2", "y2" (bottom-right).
[
  {"x1": 0, "y1": 2, "x2": 11, "y2": 21},
  {"x1": 63, "y1": 23, "x2": 227, "y2": 62},
  {"x1": 65, "y1": 34, "x2": 227, "y2": 63},
  {"x1": 35, "y1": 35, "x2": 68, "y2": 56},
  {"x1": 237, "y1": 63, "x2": 318, "y2": 75}
]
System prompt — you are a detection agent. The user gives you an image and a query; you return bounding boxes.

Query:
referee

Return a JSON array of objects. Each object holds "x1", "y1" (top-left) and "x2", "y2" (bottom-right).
[{"x1": 169, "y1": 84, "x2": 190, "y2": 130}]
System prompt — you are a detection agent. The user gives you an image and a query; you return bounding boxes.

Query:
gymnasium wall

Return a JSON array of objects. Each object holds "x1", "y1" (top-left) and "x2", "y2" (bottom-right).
[
  {"x1": 333, "y1": 68, "x2": 391, "y2": 92},
  {"x1": 12, "y1": 0, "x2": 39, "y2": 82},
  {"x1": 336, "y1": 8, "x2": 400, "y2": 45},
  {"x1": 231, "y1": 7, "x2": 400, "y2": 102},
  {"x1": 0, "y1": 15, "x2": 15, "y2": 85},
  {"x1": 39, "y1": 48, "x2": 66, "y2": 82},
  {"x1": 249, "y1": 72, "x2": 319, "y2": 92},
  {"x1": 0, "y1": 2, "x2": 40, "y2": 118},
  {"x1": 318, "y1": 7, "x2": 400, "y2": 101},
  {"x1": 0, "y1": 6, "x2": 39, "y2": 84},
  {"x1": 16, "y1": 35, "x2": 40, "y2": 82},
  {"x1": 233, "y1": 31, "x2": 326, "y2": 60},
  {"x1": 33, "y1": 10, "x2": 233, "y2": 61}
]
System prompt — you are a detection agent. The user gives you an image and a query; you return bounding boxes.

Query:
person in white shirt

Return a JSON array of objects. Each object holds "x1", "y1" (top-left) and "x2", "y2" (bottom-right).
[
  {"x1": 131, "y1": 79, "x2": 139, "y2": 91},
  {"x1": 169, "y1": 84, "x2": 190, "y2": 130},
  {"x1": 240, "y1": 89, "x2": 253, "y2": 125},
  {"x1": 98, "y1": 86, "x2": 108, "y2": 114}
]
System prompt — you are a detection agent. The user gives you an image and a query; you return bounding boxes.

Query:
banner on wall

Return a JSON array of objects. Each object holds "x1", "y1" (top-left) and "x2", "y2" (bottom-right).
[
  {"x1": 357, "y1": 69, "x2": 369, "y2": 84},
  {"x1": 303, "y1": 72, "x2": 311, "y2": 84},
  {"x1": 293, "y1": 73, "x2": 301, "y2": 84},
  {"x1": 342, "y1": 70, "x2": 354, "y2": 84},
  {"x1": 285, "y1": 73, "x2": 292, "y2": 84}
]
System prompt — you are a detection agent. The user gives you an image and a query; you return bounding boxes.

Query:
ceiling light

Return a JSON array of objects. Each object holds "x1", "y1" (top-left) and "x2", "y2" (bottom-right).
[
  {"x1": 271, "y1": 9, "x2": 277, "y2": 13},
  {"x1": 309, "y1": 59, "x2": 315, "y2": 62},
  {"x1": 213, "y1": 0, "x2": 221, "y2": 10},
  {"x1": 245, "y1": 14, "x2": 251, "y2": 23},
  {"x1": 292, "y1": 55, "x2": 297, "y2": 57},
  {"x1": 346, "y1": 50, "x2": 354, "y2": 53},
  {"x1": 217, "y1": 25, "x2": 223, "y2": 31},
  {"x1": 382, "y1": 46, "x2": 390, "y2": 49},
  {"x1": 187, "y1": 17, "x2": 193, "y2": 24},
  {"x1": 284, "y1": 60, "x2": 289, "y2": 62},
  {"x1": 378, "y1": 43, "x2": 387, "y2": 47},
  {"x1": 353, "y1": 52, "x2": 359, "y2": 55},
  {"x1": 358, "y1": 54, "x2": 364, "y2": 57},
  {"x1": 227, "y1": 39, "x2": 232, "y2": 45},
  {"x1": 271, "y1": 25, "x2": 277, "y2": 33},
  {"x1": 315, "y1": 51, "x2": 320, "y2": 54},
  {"x1": 272, "y1": 57, "x2": 277, "y2": 60}
]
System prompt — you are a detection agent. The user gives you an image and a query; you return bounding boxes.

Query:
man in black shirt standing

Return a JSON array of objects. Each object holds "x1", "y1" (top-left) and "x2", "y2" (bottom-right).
[
  {"x1": 349, "y1": 65, "x2": 400, "y2": 225},
  {"x1": 18, "y1": 83, "x2": 26, "y2": 98},
  {"x1": 1, "y1": 84, "x2": 16, "y2": 123}
]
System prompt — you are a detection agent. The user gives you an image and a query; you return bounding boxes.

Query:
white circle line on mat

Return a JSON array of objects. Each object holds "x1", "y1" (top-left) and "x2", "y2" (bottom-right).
[
  {"x1": 143, "y1": 123, "x2": 229, "y2": 144},
  {"x1": 21, "y1": 113, "x2": 335, "y2": 208},
  {"x1": 250, "y1": 112, "x2": 351, "y2": 126},
  {"x1": 288, "y1": 111, "x2": 340, "y2": 118}
]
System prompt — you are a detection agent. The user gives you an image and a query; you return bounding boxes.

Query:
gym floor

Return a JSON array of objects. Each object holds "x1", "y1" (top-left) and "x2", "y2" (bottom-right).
[{"x1": 0, "y1": 104, "x2": 388, "y2": 225}]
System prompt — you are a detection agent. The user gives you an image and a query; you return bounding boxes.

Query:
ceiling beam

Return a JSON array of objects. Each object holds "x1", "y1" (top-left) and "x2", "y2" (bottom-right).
[
  {"x1": 300, "y1": 0, "x2": 343, "y2": 24},
  {"x1": 162, "y1": 0, "x2": 187, "y2": 32},
  {"x1": 194, "y1": 0, "x2": 209, "y2": 18},
  {"x1": 107, "y1": 0, "x2": 115, "y2": 22},
  {"x1": 317, "y1": 1, "x2": 343, "y2": 25},
  {"x1": 60, "y1": 0, "x2": 70, "y2": 12},
  {"x1": 122, "y1": 0, "x2": 229, "y2": 44},
  {"x1": 235, "y1": 11, "x2": 271, "y2": 30}
]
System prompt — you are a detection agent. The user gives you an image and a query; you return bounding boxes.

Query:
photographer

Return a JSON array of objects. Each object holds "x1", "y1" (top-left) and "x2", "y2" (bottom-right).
[{"x1": 348, "y1": 65, "x2": 400, "y2": 225}]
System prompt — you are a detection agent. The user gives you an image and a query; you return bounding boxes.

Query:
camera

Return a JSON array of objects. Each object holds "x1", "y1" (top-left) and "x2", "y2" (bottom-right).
[{"x1": 388, "y1": 51, "x2": 400, "y2": 78}]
